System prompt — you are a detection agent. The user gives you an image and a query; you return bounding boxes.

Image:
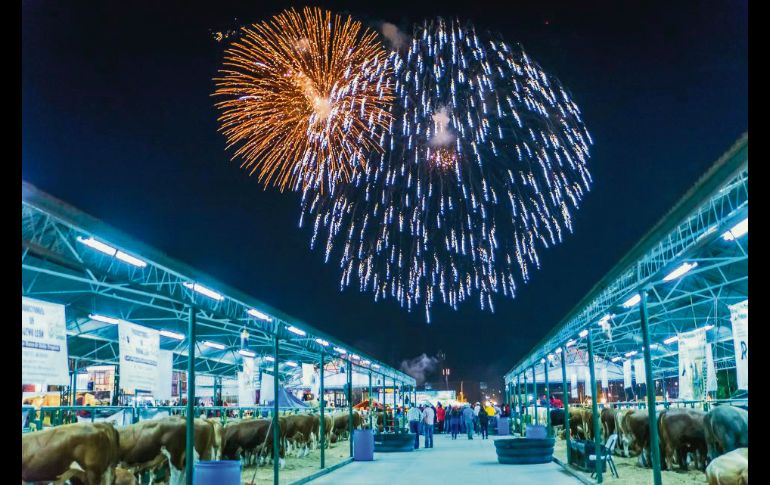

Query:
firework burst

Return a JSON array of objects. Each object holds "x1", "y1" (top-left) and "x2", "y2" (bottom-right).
[
  {"x1": 300, "y1": 18, "x2": 593, "y2": 321},
  {"x1": 213, "y1": 7, "x2": 394, "y2": 192}
]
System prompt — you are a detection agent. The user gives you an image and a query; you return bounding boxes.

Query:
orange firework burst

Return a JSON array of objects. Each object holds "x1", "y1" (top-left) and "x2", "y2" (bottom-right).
[{"x1": 213, "y1": 7, "x2": 394, "y2": 192}]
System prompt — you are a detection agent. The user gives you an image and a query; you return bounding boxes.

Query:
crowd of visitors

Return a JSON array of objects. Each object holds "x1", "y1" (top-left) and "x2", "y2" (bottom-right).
[{"x1": 407, "y1": 400, "x2": 502, "y2": 448}]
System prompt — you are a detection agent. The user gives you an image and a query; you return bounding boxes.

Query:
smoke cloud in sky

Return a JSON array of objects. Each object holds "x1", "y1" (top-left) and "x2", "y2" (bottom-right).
[
  {"x1": 400, "y1": 353, "x2": 440, "y2": 385},
  {"x1": 429, "y1": 107, "x2": 455, "y2": 146},
  {"x1": 380, "y1": 22, "x2": 408, "y2": 51}
]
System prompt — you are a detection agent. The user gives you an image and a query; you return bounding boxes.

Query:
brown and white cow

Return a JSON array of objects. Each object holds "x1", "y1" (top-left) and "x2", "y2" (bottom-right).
[
  {"x1": 222, "y1": 418, "x2": 285, "y2": 468},
  {"x1": 614, "y1": 408, "x2": 636, "y2": 457},
  {"x1": 281, "y1": 414, "x2": 315, "y2": 457},
  {"x1": 704, "y1": 405, "x2": 749, "y2": 462},
  {"x1": 204, "y1": 418, "x2": 225, "y2": 460},
  {"x1": 117, "y1": 416, "x2": 214, "y2": 485},
  {"x1": 622, "y1": 409, "x2": 652, "y2": 467},
  {"x1": 22, "y1": 422, "x2": 120, "y2": 485},
  {"x1": 600, "y1": 407, "x2": 616, "y2": 442},
  {"x1": 706, "y1": 447, "x2": 748, "y2": 485},
  {"x1": 658, "y1": 408, "x2": 707, "y2": 471}
]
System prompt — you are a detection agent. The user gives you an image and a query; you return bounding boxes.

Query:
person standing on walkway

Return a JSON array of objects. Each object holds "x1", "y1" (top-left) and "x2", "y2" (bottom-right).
[
  {"x1": 462, "y1": 403, "x2": 475, "y2": 440},
  {"x1": 422, "y1": 402, "x2": 435, "y2": 448},
  {"x1": 435, "y1": 402, "x2": 446, "y2": 434},
  {"x1": 473, "y1": 402, "x2": 481, "y2": 433},
  {"x1": 478, "y1": 405, "x2": 490, "y2": 439},
  {"x1": 407, "y1": 404, "x2": 422, "y2": 449},
  {"x1": 449, "y1": 406, "x2": 461, "y2": 439}
]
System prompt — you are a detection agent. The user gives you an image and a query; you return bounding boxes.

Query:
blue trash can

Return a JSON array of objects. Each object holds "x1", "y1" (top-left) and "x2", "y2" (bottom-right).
[
  {"x1": 193, "y1": 460, "x2": 241, "y2": 485},
  {"x1": 497, "y1": 417, "x2": 510, "y2": 435},
  {"x1": 353, "y1": 429, "x2": 374, "y2": 461}
]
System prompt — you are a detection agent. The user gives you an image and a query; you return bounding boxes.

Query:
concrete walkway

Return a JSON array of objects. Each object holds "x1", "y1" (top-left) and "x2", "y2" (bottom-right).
[{"x1": 308, "y1": 433, "x2": 582, "y2": 485}]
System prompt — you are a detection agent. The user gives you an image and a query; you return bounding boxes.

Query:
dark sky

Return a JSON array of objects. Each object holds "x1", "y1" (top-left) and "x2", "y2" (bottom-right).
[{"x1": 22, "y1": 1, "x2": 747, "y2": 389}]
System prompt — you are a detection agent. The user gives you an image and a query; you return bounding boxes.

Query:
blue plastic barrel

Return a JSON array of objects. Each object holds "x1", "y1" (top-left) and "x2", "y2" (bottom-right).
[
  {"x1": 193, "y1": 460, "x2": 241, "y2": 485},
  {"x1": 353, "y1": 429, "x2": 374, "y2": 461}
]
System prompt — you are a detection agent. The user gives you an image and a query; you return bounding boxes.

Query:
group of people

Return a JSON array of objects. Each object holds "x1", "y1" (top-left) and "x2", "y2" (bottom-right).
[{"x1": 407, "y1": 401, "x2": 502, "y2": 448}]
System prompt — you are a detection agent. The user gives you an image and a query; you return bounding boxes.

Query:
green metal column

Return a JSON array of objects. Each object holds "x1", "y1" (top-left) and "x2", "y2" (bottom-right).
[
  {"x1": 640, "y1": 290, "x2": 662, "y2": 485},
  {"x1": 112, "y1": 364, "x2": 120, "y2": 406},
  {"x1": 319, "y1": 351, "x2": 325, "y2": 469},
  {"x1": 517, "y1": 374, "x2": 524, "y2": 436},
  {"x1": 391, "y1": 377, "x2": 396, "y2": 431},
  {"x1": 523, "y1": 372, "x2": 528, "y2": 425},
  {"x1": 273, "y1": 331, "x2": 280, "y2": 484},
  {"x1": 532, "y1": 365, "x2": 538, "y2": 425},
  {"x1": 586, "y1": 328, "x2": 603, "y2": 483},
  {"x1": 544, "y1": 358, "x2": 552, "y2": 437},
  {"x1": 560, "y1": 346, "x2": 571, "y2": 464},
  {"x1": 348, "y1": 362, "x2": 353, "y2": 457},
  {"x1": 185, "y1": 307, "x2": 196, "y2": 485},
  {"x1": 368, "y1": 371, "x2": 373, "y2": 431}
]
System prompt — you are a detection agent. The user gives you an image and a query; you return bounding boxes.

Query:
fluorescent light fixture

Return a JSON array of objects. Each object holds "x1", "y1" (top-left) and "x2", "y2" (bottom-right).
[
  {"x1": 722, "y1": 217, "x2": 748, "y2": 241},
  {"x1": 566, "y1": 339, "x2": 576, "y2": 348},
  {"x1": 611, "y1": 357, "x2": 622, "y2": 362},
  {"x1": 649, "y1": 344, "x2": 659, "y2": 350},
  {"x1": 547, "y1": 354, "x2": 554, "y2": 360},
  {"x1": 663, "y1": 262, "x2": 698, "y2": 282},
  {"x1": 264, "y1": 356, "x2": 275, "y2": 362},
  {"x1": 315, "y1": 338, "x2": 329, "y2": 347},
  {"x1": 115, "y1": 251, "x2": 147, "y2": 268},
  {"x1": 183, "y1": 282, "x2": 224, "y2": 301},
  {"x1": 703, "y1": 324, "x2": 714, "y2": 331},
  {"x1": 247, "y1": 308, "x2": 273, "y2": 322},
  {"x1": 287, "y1": 326, "x2": 306, "y2": 336},
  {"x1": 372, "y1": 364, "x2": 379, "y2": 369},
  {"x1": 89, "y1": 314, "x2": 121, "y2": 325},
  {"x1": 159, "y1": 330, "x2": 185, "y2": 340},
  {"x1": 203, "y1": 341, "x2": 225, "y2": 350},
  {"x1": 239, "y1": 349, "x2": 255, "y2": 358},
  {"x1": 540, "y1": 358, "x2": 546, "y2": 364},
  {"x1": 333, "y1": 347, "x2": 347, "y2": 354},
  {"x1": 664, "y1": 336, "x2": 679, "y2": 344},
  {"x1": 362, "y1": 360, "x2": 371, "y2": 365},
  {"x1": 578, "y1": 329, "x2": 588, "y2": 338},
  {"x1": 77, "y1": 237, "x2": 117, "y2": 256},
  {"x1": 351, "y1": 354, "x2": 360, "y2": 360},
  {"x1": 284, "y1": 361, "x2": 298, "y2": 367},
  {"x1": 625, "y1": 351, "x2": 637, "y2": 357},
  {"x1": 555, "y1": 348, "x2": 563, "y2": 354},
  {"x1": 622, "y1": 294, "x2": 641, "y2": 308}
]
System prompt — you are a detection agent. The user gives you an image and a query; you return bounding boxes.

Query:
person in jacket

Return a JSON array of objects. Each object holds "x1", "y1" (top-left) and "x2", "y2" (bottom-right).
[
  {"x1": 478, "y1": 404, "x2": 490, "y2": 439},
  {"x1": 473, "y1": 402, "x2": 481, "y2": 432},
  {"x1": 407, "y1": 404, "x2": 422, "y2": 449},
  {"x1": 422, "y1": 403, "x2": 435, "y2": 448},
  {"x1": 449, "y1": 406, "x2": 461, "y2": 439},
  {"x1": 462, "y1": 403, "x2": 475, "y2": 439},
  {"x1": 435, "y1": 402, "x2": 446, "y2": 434}
]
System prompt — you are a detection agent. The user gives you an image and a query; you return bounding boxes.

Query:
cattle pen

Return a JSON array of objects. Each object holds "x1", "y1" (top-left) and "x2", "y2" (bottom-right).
[
  {"x1": 503, "y1": 134, "x2": 748, "y2": 485},
  {"x1": 21, "y1": 181, "x2": 417, "y2": 485}
]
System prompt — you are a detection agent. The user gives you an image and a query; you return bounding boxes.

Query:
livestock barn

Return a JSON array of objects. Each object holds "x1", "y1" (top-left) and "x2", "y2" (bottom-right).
[
  {"x1": 502, "y1": 135, "x2": 748, "y2": 485},
  {"x1": 21, "y1": 183, "x2": 415, "y2": 485}
]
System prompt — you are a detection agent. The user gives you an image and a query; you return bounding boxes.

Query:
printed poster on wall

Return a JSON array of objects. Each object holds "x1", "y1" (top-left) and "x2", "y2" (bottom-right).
[
  {"x1": 155, "y1": 350, "x2": 173, "y2": 400},
  {"x1": 623, "y1": 360, "x2": 633, "y2": 389},
  {"x1": 729, "y1": 299, "x2": 748, "y2": 390},
  {"x1": 678, "y1": 327, "x2": 706, "y2": 400},
  {"x1": 705, "y1": 344, "x2": 717, "y2": 392},
  {"x1": 22, "y1": 297, "x2": 70, "y2": 386},
  {"x1": 634, "y1": 358, "x2": 646, "y2": 384},
  {"x1": 119, "y1": 321, "x2": 159, "y2": 393},
  {"x1": 238, "y1": 371, "x2": 255, "y2": 406},
  {"x1": 601, "y1": 366, "x2": 608, "y2": 390},
  {"x1": 570, "y1": 371, "x2": 578, "y2": 398}
]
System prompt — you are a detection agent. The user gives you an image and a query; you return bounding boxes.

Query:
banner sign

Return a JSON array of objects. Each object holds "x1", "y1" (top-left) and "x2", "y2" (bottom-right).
[
  {"x1": 22, "y1": 297, "x2": 70, "y2": 386},
  {"x1": 119, "y1": 321, "x2": 160, "y2": 393},
  {"x1": 705, "y1": 344, "x2": 717, "y2": 392},
  {"x1": 76, "y1": 408, "x2": 133, "y2": 426},
  {"x1": 302, "y1": 363, "x2": 315, "y2": 387},
  {"x1": 260, "y1": 372, "x2": 275, "y2": 404},
  {"x1": 238, "y1": 371, "x2": 255, "y2": 406},
  {"x1": 584, "y1": 367, "x2": 592, "y2": 397},
  {"x1": 678, "y1": 327, "x2": 706, "y2": 400},
  {"x1": 623, "y1": 360, "x2": 633, "y2": 389},
  {"x1": 570, "y1": 371, "x2": 578, "y2": 398},
  {"x1": 729, "y1": 299, "x2": 748, "y2": 390},
  {"x1": 155, "y1": 350, "x2": 173, "y2": 401},
  {"x1": 634, "y1": 358, "x2": 646, "y2": 385},
  {"x1": 601, "y1": 366, "x2": 608, "y2": 390}
]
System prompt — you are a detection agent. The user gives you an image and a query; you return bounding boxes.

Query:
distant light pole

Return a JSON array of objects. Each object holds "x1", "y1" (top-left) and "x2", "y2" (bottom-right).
[{"x1": 442, "y1": 368, "x2": 451, "y2": 391}]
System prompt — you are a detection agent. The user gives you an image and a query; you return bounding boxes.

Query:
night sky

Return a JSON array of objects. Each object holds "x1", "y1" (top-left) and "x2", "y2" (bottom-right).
[{"x1": 22, "y1": 1, "x2": 747, "y2": 389}]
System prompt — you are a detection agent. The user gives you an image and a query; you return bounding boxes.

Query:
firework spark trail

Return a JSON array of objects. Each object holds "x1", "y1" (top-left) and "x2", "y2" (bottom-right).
[
  {"x1": 300, "y1": 17, "x2": 593, "y2": 321},
  {"x1": 213, "y1": 7, "x2": 394, "y2": 193}
]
